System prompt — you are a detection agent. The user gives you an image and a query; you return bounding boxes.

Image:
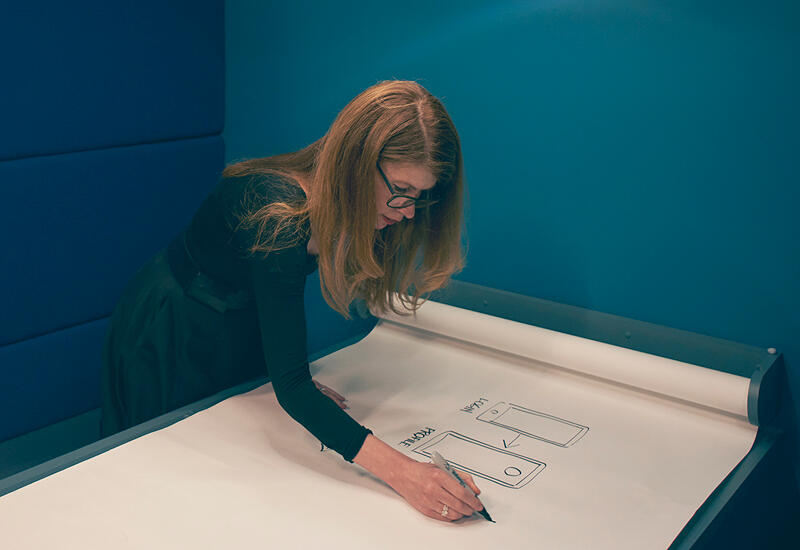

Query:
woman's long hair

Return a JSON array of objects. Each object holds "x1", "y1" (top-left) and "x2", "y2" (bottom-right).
[{"x1": 223, "y1": 79, "x2": 468, "y2": 319}]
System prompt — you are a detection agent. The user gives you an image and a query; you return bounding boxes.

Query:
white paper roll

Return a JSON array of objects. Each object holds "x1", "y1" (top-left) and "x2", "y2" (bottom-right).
[{"x1": 374, "y1": 294, "x2": 751, "y2": 420}]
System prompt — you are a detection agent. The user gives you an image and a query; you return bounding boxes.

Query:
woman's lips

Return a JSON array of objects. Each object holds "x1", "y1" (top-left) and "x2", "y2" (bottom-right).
[{"x1": 382, "y1": 215, "x2": 396, "y2": 225}]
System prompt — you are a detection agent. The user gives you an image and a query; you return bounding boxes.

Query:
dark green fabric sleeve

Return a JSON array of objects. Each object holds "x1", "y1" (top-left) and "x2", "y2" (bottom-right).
[{"x1": 249, "y1": 251, "x2": 372, "y2": 462}]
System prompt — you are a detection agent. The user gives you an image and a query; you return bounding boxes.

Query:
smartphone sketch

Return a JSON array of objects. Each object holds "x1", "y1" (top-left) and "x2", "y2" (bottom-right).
[
  {"x1": 413, "y1": 431, "x2": 545, "y2": 489},
  {"x1": 477, "y1": 402, "x2": 589, "y2": 447}
]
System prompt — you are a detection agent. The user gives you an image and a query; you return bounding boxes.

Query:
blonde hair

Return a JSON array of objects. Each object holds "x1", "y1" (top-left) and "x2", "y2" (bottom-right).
[{"x1": 223, "y1": 79, "x2": 468, "y2": 319}]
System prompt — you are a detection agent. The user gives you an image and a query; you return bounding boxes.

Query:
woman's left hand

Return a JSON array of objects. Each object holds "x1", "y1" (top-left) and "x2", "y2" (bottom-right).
[{"x1": 313, "y1": 380, "x2": 349, "y2": 410}]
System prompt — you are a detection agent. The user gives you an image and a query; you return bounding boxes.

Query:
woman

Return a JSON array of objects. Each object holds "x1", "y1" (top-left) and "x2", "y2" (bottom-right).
[{"x1": 100, "y1": 79, "x2": 484, "y2": 522}]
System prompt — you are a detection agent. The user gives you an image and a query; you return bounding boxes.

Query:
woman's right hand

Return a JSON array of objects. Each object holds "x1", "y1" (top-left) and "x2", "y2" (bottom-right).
[{"x1": 388, "y1": 458, "x2": 485, "y2": 522}]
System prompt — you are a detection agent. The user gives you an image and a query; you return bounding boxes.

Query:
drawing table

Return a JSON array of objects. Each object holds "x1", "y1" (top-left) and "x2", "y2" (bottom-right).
[{"x1": 0, "y1": 280, "x2": 785, "y2": 549}]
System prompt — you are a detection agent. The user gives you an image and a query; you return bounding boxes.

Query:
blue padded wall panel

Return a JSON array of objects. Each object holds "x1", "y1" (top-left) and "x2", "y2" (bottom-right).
[
  {"x1": 1, "y1": 136, "x2": 224, "y2": 346},
  {"x1": 0, "y1": 319, "x2": 108, "y2": 442},
  {"x1": 0, "y1": 1, "x2": 224, "y2": 161}
]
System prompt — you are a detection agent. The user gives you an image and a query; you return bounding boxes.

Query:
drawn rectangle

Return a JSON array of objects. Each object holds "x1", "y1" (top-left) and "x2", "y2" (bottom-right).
[
  {"x1": 477, "y1": 402, "x2": 588, "y2": 447},
  {"x1": 412, "y1": 431, "x2": 545, "y2": 489}
]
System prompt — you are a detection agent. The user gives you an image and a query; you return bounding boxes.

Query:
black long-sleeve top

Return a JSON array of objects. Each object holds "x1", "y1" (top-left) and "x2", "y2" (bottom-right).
[{"x1": 183, "y1": 171, "x2": 372, "y2": 462}]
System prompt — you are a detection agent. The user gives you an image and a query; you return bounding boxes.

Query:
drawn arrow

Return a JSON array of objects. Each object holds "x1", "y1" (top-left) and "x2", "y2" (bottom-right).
[{"x1": 503, "y1": 434, "x2": 520, "y2": 448}]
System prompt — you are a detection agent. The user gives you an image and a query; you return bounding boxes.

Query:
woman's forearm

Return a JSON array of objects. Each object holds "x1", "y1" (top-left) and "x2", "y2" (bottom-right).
[{"x1": 353, "y1": 433, "x2": 414, "y2": 487}]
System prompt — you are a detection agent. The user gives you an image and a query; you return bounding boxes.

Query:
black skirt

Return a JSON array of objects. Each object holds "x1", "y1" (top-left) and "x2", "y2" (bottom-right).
[{"x1": 100, "y1": 242, "x2": 267, "y2": 438}]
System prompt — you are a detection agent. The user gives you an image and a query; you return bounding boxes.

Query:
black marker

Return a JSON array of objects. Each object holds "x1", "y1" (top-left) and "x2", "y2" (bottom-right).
[{"x1": 431, "y1": 451, "x2": 495, "y2": 523}]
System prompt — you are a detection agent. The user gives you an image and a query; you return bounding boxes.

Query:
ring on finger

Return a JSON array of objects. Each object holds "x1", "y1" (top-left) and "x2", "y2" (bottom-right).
[{"x1": 440, "y1": 503, "x2": 449, "y2": 517}]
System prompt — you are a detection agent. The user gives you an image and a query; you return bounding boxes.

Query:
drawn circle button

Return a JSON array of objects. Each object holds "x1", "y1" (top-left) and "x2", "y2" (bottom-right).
[{"x1": 504, "y1": 466, "x2": 522, "y2": 477}]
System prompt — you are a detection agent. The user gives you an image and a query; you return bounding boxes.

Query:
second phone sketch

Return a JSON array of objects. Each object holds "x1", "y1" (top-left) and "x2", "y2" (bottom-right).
[{"x1": 477, "y1": 402, "x2": 589, "y2": 448}]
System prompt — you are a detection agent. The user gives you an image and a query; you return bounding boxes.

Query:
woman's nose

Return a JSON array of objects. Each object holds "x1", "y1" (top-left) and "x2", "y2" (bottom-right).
[{"x1": 398, "y1": 203, "x2": 415, "y2": 219}]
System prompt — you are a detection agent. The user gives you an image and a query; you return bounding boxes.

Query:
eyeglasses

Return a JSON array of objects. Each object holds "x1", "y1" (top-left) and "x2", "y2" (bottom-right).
[{"x1": 377, "y1": 162, "x2": 440, "y2": 209}]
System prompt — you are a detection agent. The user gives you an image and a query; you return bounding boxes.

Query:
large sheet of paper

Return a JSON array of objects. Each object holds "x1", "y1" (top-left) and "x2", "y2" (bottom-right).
[{"x1": 0, "y1": 299, "x2": 757, "y2": 549}]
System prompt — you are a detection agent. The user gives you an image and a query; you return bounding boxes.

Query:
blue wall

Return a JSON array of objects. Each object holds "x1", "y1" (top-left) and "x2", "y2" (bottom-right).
[
  {"x1": 0, "y1": 1, "x2": 224, "y2": 445},
  {"x1": 225, "y1": 0, "x2": 799, "y2": 482}
]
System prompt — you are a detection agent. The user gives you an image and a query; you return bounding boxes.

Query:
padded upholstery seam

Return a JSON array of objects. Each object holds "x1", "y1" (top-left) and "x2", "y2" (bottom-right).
[
  {"x1": 0, "y1": 314, "x2": 112, "y2": 348},
  {"x1": 0, "y1": 131, "x2": 223, "y2": 164}
]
